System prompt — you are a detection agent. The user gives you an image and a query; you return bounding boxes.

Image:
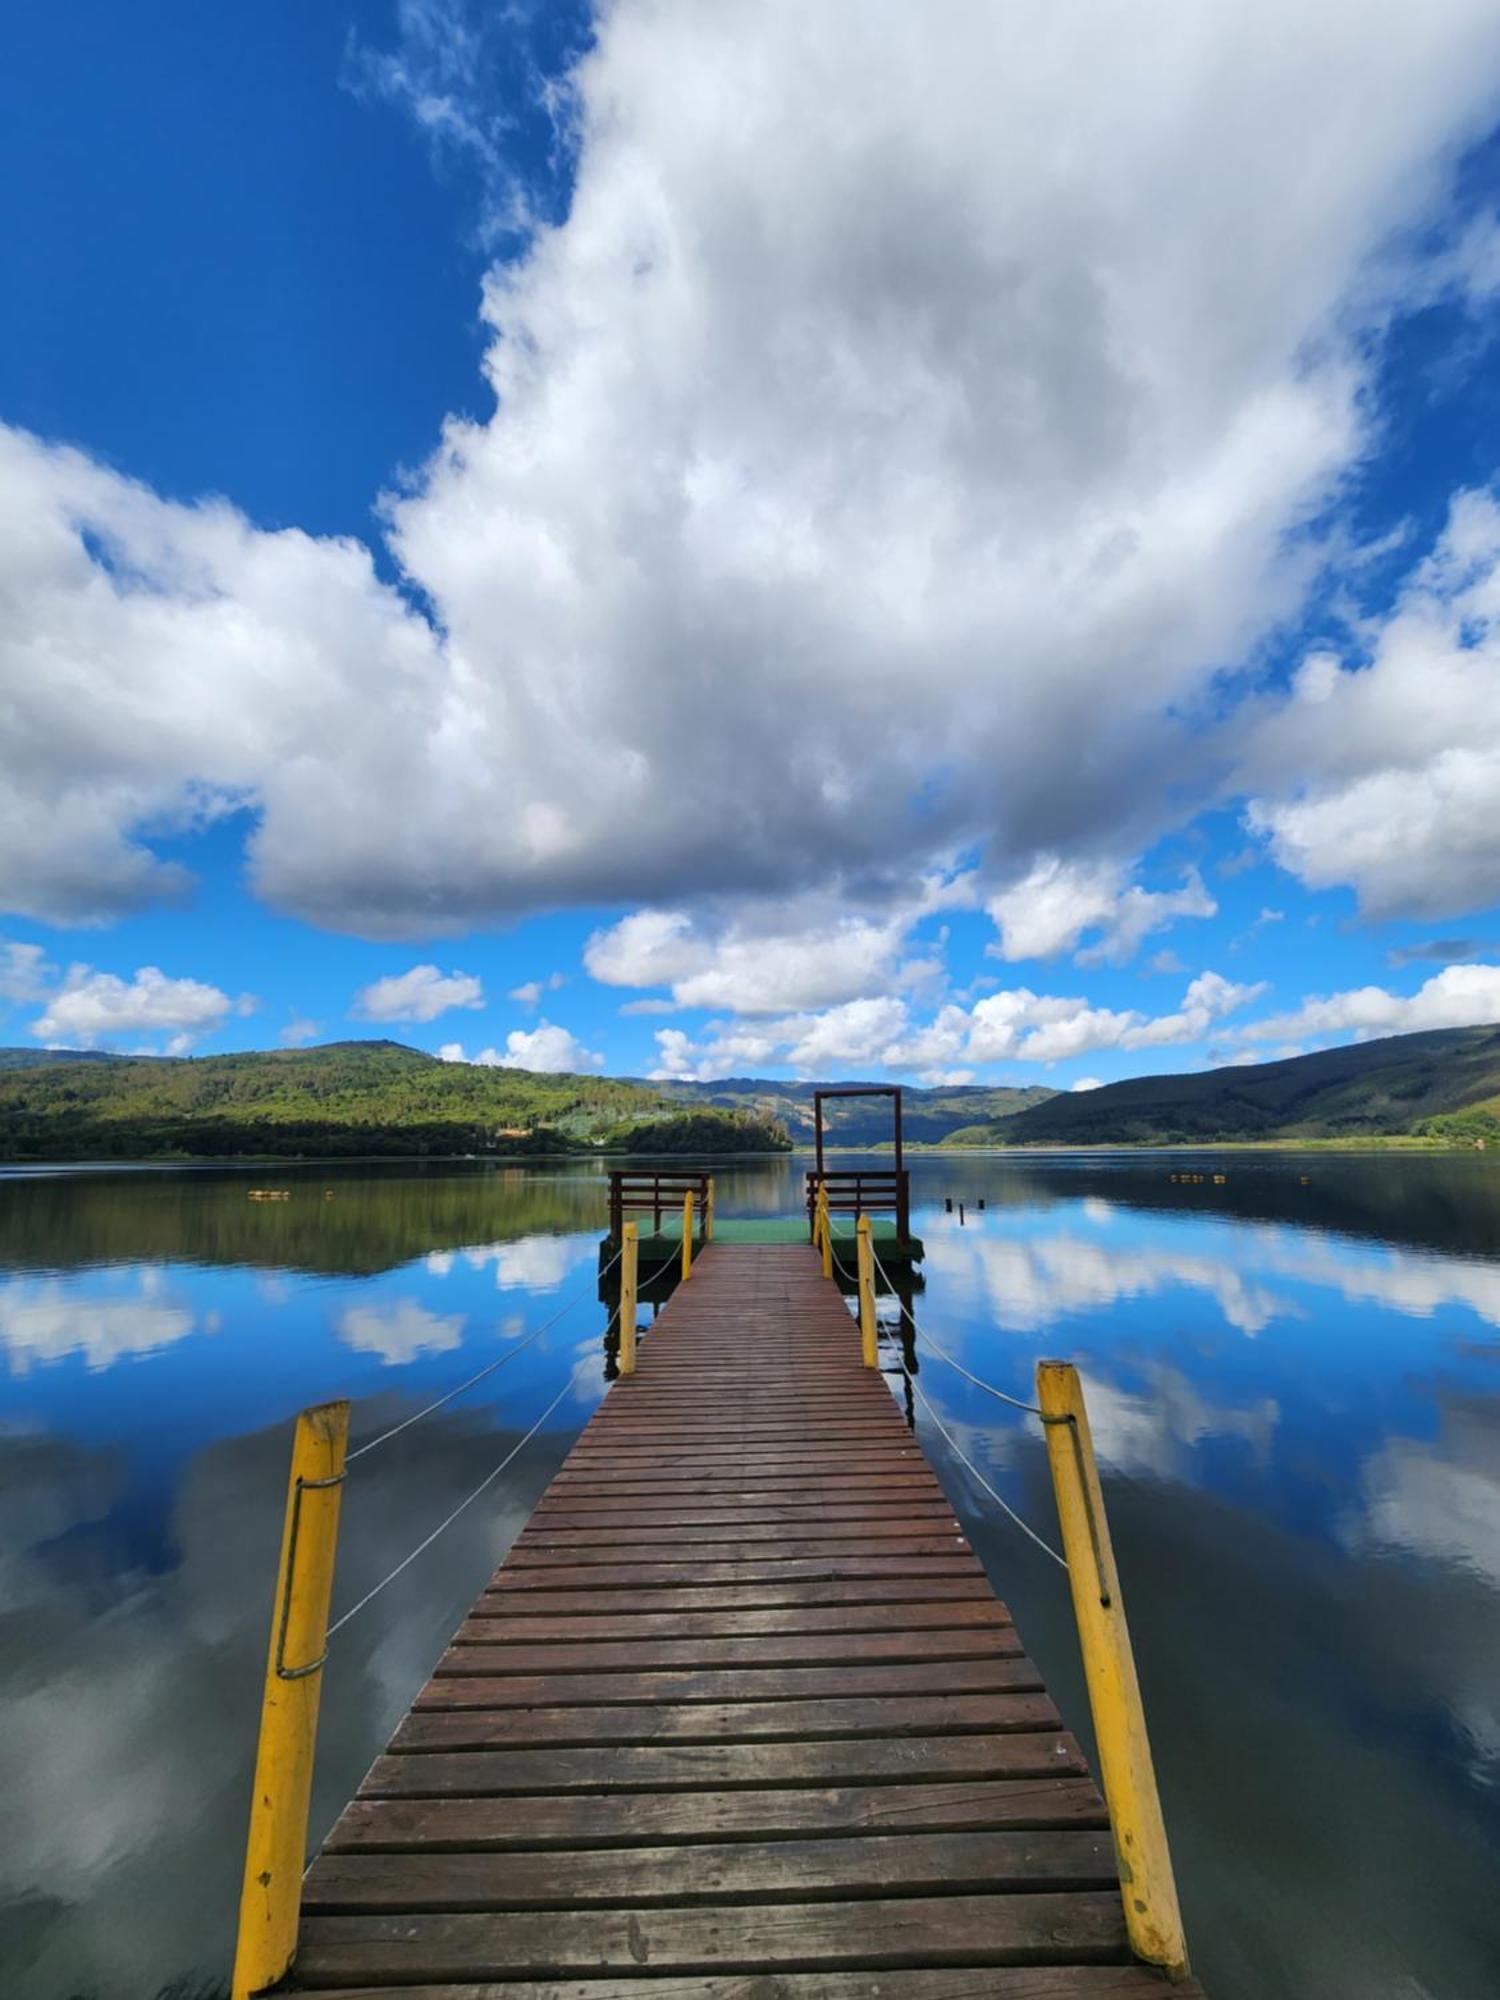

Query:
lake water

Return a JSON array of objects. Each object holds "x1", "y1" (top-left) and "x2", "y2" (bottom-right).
[{"x1": 1, "y1": 1151, "x2": 1498, "y2": 1999}]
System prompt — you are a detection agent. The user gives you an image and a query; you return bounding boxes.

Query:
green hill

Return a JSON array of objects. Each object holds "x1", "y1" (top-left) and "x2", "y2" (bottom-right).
[
  {"x1": 0, "y1": 1041, "x2": 790, "y2": 1161},
  {"x1": 636, "y1": 1075, "x2": 1056, "y2": 1145},
  {"x1": 954, "y1": 1025, "x2": 1500, "y2": 1146},
  {"x1": 0, "y1": 1046, "x2": 121, "y2": 1070}
]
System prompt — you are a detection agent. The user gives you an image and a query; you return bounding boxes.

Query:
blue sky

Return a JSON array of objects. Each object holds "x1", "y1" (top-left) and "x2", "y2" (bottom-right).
[{"x1": 5, "y1": 1, "x2": 1500, "y2": 1090}]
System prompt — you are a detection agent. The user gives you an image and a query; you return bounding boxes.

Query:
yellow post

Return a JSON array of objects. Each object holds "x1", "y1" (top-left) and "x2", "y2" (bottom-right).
[
  {"x1": 619, "y1": 1221, "x2": 639, "y2": 1375},
  {"x1": 855, "y1": 1214, "x2": 878, "y2": 1368},
  {"x1": 681, "y1": 1191, "x2": 695, "y2": 1281},
  {"x1": 1036, "y1": 1361, "x2": 1189, "y2": 1981},
  {"x1": 816, "y1": 1185, "x2": 832, "y2": 1280},
  {"x1": 232, "y1": 1400, "x2": 349, "y2": 2000},
  {"x1": 705, "y1": 1177, "x2": 716, "y2": 1242}
]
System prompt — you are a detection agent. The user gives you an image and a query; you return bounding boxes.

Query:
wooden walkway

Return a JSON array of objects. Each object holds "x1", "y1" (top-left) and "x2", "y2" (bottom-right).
[{"x1": 293, "y1": 1243, "x2": 1202, "y2": 1996}]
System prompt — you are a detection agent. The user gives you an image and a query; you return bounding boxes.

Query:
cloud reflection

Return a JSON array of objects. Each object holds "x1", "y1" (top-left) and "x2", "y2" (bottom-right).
[
  {"x1": 335, "y1": 1297, "x2": 465, "y2": 1366},
  {"x1": 422, "y1": 1232, "x2": 593, "y2": 1293},
  {"x1": 0, "y1": 1274, "x2": 196, "y2": 1374},
  {"x1": 925, "y1": 1222, "x2": 1290, "y2": 1336}
]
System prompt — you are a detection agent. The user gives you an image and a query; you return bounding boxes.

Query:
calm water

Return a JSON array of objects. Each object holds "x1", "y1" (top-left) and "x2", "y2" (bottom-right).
[{"x1": 2, "y1": 1152, "x2": 1498, "y2": 1999}]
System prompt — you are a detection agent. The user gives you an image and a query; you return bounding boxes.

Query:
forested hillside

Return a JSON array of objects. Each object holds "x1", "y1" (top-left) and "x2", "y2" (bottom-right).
[
  {"x1": 952, "y1": 1025, "x2": 1500, "y2": 1146},
  {"x1": 643, "y1": 1075, "x2": 1056, "y2": 1144},
  {"x1": 0, "y1": 1042, "x2": 789, "y2": 1160}
]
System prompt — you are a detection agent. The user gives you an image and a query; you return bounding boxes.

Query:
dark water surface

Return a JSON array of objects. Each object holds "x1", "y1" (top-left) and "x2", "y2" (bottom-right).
[{"x1": 1, "y1": 1152, "x2": 1498, "y2": 1998}]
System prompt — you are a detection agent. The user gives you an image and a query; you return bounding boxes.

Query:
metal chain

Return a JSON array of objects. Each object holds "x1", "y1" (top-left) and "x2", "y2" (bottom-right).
[
  {"x1": 345, "y1": 1245, "x2": 621, "y2": 1463},
  {"x1": 327, "y1": 1351, "x2": 597, "y2": 1638}
]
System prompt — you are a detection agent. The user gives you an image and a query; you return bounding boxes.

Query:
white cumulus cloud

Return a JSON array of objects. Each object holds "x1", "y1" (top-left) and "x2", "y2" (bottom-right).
[
  {"x1": 509, "y1": 972, "x2": 567, "y2": 1007},
  {"x1": 0, "y1": 941, "x2": 56, "y2": 1005},
  {"x1": 1237, "y1": 963, "x2": 1500, "y2": 1044},
  {"x1": 652, "y1": 970, "x2": 1263, "y2": 1078},
  {"x1": 988, "y1": 858, "x2": 1216, "y2": 966},
  {"x1": 442, "y1": 1023, "x2": 604, "y2": 1072},
  {"x1": 5, "y1": 6, "x2": 1500, "y2": 934},
  {"x1": 586, "y1": 888, "x2": 956, "y2": 1016},
  {"x1": 1245, "y1": 489, "x2": 1500, "y2": 918},
  {"x1": 31, "y1": 965, "x2": 251, "y2": 1051},
  {"x1": 351, "y1": 964, "x2": 484, "y2": 1023}
]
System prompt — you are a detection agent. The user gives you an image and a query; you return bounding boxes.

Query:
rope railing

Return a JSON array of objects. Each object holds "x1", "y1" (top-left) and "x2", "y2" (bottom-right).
[
  {"x1": 901, "y1": 1364, "x2": 1069, "y2": 1570},
  {"x1": 328, "y1": 1245, "x2": 623, "y2": 1626},
  {"x1": 866, "y1": 1237, "x2": 1044, "y2": 1417},
  {"x1": 858, "y1": 1232, "x2": 1068, "y2": 1569},
  {"x1": 328, "y1": 1350, "x2": 597, "y2": 1638},
  {"x1": 345, "y1": 1244, "x2": 621, "y2": 1464}
]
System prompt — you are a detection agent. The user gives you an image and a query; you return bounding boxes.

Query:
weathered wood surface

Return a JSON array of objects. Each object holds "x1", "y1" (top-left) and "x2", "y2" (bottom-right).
[{"x1": 295, "y1": 1244, "x2": 1201, "y2": 1996}]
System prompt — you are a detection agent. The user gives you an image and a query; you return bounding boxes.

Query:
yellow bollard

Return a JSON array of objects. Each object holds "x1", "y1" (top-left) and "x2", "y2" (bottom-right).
[
  {"x1": 619, "y1": 1221, "x2": 639, "y2": 1375},
  {"x1": 681, "y1": 1191, "x2": 695, "y2": 1281},
  {"x1": 855, "y1": 1215, "x2": 878, "y2": 1368},
  {"x1": 817, "y1": 1186, "x2": 832, "y2": 1280},
  {"x1": 232, "y1": 1400, "x2": 349, "y2": 2000},
  {"x1": 705, "y1": 1177, "x2": 716, "y2": 1243},
  {"x1": 1036, "y1": 1361, "x2": 1189, "y2": 1981}
]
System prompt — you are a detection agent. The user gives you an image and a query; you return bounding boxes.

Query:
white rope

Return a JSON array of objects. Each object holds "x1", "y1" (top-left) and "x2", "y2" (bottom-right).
[
  {"x1": 840, "y1": 1230, "x2": 1066, "y2": 1568},
  {"x1": 900, "y1": 1365, "x2": 1069, "y2": 1571},
  {"x1": 346, "y1": 1246, "x2": 621, "y2": 1462},
  {"x1": 328, "y1": 1352, "x2": 597, "y2": 1637},
  {"x1": 866, "y1": 1239, "x2": 1044, "y2": 1418}
]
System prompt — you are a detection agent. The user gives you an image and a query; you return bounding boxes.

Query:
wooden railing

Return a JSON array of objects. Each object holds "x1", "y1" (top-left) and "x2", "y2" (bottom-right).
[
  {"x1": 608, "y1": 1169, "x2": 712, "y2": 1242},
  {"x1": 805, "y1": 1168, "x2": 910, "y2": 1243}
]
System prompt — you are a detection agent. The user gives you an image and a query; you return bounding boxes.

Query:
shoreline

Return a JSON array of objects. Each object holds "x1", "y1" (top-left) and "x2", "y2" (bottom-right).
[{"x1": 1, "y1": 1135, "x2": 1491, "y2": 1170}]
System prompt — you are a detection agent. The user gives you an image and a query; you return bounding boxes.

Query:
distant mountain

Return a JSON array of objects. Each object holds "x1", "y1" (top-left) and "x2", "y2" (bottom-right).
[
  {"x1": 632, "y1": 1075, "x2": 1058, "y2": 1145},
  {"x1": 954, "y1": 1025, "x2": 1500, "y2": 1146},
  {"x1": 9, "y1": 1025, "x2": 1494, "y2": 1159},
  {"x1": 0, "y1": 1041, "x2": 787, "y2": 1161},
  {"x1": 0, "y1": 1047, "x2": 124, "y2": 1070}
]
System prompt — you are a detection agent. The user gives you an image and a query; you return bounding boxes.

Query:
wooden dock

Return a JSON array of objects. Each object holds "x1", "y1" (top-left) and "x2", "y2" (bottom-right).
[{"x1": 291, "y1": 1243, "x2": 1202, "y2": 1995}]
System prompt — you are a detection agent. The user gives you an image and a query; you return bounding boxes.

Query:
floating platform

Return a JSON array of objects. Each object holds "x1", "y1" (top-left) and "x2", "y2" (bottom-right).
[
  {"x1": 290, "y1": 1243, "x2": 1201, "y2": 1995},
  {"x1": 605, "y1": 1214, "x2": 924, "y2": 1260}
]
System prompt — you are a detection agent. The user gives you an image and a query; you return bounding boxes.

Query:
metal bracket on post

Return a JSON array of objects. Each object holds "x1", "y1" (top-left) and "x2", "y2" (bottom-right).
[
  {"x1": 1036, "y1": 1360, "x2": 1189, "y2": 1981},
  {"x1": 273, "y1": 1470, "x2": 349, "y2": 1679}
]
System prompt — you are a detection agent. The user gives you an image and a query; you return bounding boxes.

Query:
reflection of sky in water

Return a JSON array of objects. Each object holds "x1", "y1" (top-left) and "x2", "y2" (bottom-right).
[
  {"x1": 917, "y1": 1199, "x2": 1500, "y2": 1565},
  {"x1": 2, "y1": 1159, "x2": 1499, "y2": 2000},
  {"x1": 0, "y1": 1183, "x2": 614, "y2": 2000},
  {"x1": 892, "y1": 1172, "x2": 1500, "y2": 1997}
]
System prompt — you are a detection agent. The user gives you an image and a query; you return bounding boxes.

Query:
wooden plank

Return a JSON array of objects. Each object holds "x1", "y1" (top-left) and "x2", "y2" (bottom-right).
[
  {"x1": 417, "y1": 1658, "x2": 1041, "y2": 1709},
  {"x1": 325, "y1": 1779, "x2": 1109, "y2": 1852},
  {"x1": 303, "y1": 1830, "x2": 1120, "y2": 1911},
  {"x1": 394, "y1": 1689, "x2": 1060, "y2": 1746},
  {"x1": 460, "y1": 1601, "x2": 1011, "y2": 1640},
  {"x1": 530, "y1": 1499, "x2": 955, "y2": 1526},
  {"x1": 516, "y1": 1514, "x2": 959, "y2": 1545},
  {"x1": 294, "y1": 1975, "x2": 1206, "y2": 2000},
  {"x1": 487, "y1": 1556, "x2": 983, "y2": 1590},
  {"x1": 446, "y1": 1624, "x2": 1018, "y2": 1663},
  {"x1": 479, "y1": 1575, "x2": 996, "y2": 1615},
  {"x1": 539, "y1": 1479, "x2": 947, "y2": 1502},
  {"x1": 294, "y1": 1892, "x2": 1128, "y2": 1981},
  {"x1": 503, "y1": 1537, "x2": 972, "y2": 1569},
  {"x1": 360, "y1": 1733, "x2": 1089, "y2": 1797}
]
